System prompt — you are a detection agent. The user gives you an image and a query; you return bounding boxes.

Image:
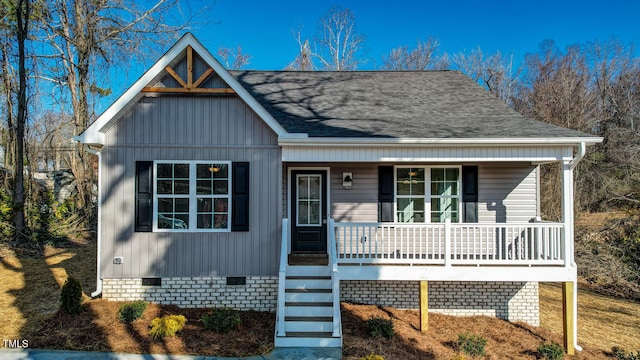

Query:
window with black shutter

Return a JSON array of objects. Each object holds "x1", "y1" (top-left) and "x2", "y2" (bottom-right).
[{"x1": 134, "y1": 160, "x2": 250, "y2": 232}]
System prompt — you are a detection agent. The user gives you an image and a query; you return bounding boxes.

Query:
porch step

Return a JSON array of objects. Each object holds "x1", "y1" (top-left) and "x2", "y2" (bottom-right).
[
  {"x1": 285, "y1": 320, "x2": 334, "y2": 332},
  {"x1": 274, "y1": 335, "x2": 341, "y2": 348},
  {"x1": 286, "y1": 278, "x2": 332, "y2": 290},
  {"x1": 285, "y1": 305, "x2": 333, "y2": 317},
  {"x1": 284, "y1": 265, "x2": 330, "y2": 276},
  {"x1": 276, "y1": 261, "x2": 341, "y2": 348},
  {"x1": 285, "y1": 301, "x2": 333, "y2": 307},
  {"x1": 286, "y1": 331, "x2": 333, "y2": 338},
  {"x1": 285, "y1": 316, "x2": 333, "y2": 322},
  {"x1": 288, "y1": 253, "x2": 329, "y2": 266}
]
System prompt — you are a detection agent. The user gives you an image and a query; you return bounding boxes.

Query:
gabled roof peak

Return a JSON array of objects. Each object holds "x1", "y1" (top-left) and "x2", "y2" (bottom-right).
[{"x1": 76, "y1": 33, "x2": 287, "y2": 145}]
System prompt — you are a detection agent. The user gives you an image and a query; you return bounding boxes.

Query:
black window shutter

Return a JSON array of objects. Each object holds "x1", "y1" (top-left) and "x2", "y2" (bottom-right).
[
  {"x1": 135, "y1": 161, "x2": 153, "y2": 232},
  {"x1": 378, "y1": 166, "x2": 394, "y2": 222},
  {"x1": 462, "y1": 166, "x2": 479, "y2": 223},
  {"x1": 231, "y1": 162, "x2": 250, "y2": 231}
]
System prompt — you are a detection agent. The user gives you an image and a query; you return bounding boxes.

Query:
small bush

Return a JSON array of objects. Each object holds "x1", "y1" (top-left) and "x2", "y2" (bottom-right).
[
  {"x1": 201, "y1": 308, "x2": 241, "y2": 333},
  {"x1": 538, "y1": 342, "x2": 564, "y2": 360},
  {"x1": 60, "y1": 277, "x2": 83, "y2": 314},
  {"x1": 613, "y1": 347, "x2": 640, "y2": 360},
  {"x1": 149, "y1": 315, "x2": 186, "y2": 339},
  {"x1": 367, "y1": 316, "x2": 394, "y2": 339},
  {"x1": 360, "y1": 355, "x2": 384, "y2": 360},
  {"x1": 118, "y1": 301, "x2": 148, "y2": 323},
  {"x1": 457, "y1": 332, "x2": 487, "y2": 357}
]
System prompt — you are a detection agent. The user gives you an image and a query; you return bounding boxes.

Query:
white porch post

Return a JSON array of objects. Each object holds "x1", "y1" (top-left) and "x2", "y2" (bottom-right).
[
  {"x1": 561, "y1": 160, "x2": 579, "y2": 354},
  {"x1": 561, "y1": 161, "x2": 574, "y2": 267}
]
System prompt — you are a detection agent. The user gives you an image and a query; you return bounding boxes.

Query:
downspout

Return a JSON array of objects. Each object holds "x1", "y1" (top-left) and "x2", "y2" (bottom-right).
[
  {"x1": 83, "y1": 145, "x2": 103, "y2": 298},
  {"x1": 568, "y1": 141, "x2": 586, "y2": 352},
  {"x1": 569, "y1": 141, "x2": 586, "y2": 171}
]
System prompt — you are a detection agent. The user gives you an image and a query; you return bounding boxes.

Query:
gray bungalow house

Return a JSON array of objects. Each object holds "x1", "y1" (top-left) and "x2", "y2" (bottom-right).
[{"x1": 77, "y1": 33, "x2": 601, "y2": 352}]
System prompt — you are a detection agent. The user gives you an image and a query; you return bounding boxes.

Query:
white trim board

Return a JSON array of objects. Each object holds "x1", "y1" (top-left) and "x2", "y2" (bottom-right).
[{"x1": 281, "y1": 145, "x2": 577, "y2": 163}]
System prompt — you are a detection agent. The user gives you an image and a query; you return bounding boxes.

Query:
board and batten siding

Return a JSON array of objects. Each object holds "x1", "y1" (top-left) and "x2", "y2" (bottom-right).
[{"x1": 100, "y1": 95, "x2": 281, "y2": 278}]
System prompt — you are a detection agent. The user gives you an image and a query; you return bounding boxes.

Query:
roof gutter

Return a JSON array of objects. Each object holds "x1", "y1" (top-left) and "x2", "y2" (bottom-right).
[
  {"x1": 278, "y1": 136, "x2": 603, "y2": 147},
  {"x1": 82, "y1": 144, "x2": 103, "y2": 298}
]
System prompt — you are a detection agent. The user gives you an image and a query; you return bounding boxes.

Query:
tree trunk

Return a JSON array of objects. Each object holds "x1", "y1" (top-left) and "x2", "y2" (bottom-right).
[
  {"x1": 1, "y1": 44, "x2": 15, "y2": 176},
  {"x1": 13, "y1": 0, "x2": 30, "y2": 243}
]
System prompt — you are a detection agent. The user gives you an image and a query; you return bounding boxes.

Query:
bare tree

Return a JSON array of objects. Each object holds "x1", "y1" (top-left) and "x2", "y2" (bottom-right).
[
  {"x1": 37, "y1": 0, "x2": 191, "y2": 217},
  {"x1": 8, "y1": 0, "x2": 31, "y2": 242},
  {"x1": 452, "y1": 47, "x2": 520, "y2": 105},
  {"x1": 217, "y1": 46, "x2": 251, "y2": 70},
  {"x1": 286, "y1": 29, "x2": 314, "y2": 71},
  {"x1": 315, "y1": 6, "x2": 365, "y2": 71},
  {"x1": 381, "y1": 37, "x2": 449, "y2": 70}
]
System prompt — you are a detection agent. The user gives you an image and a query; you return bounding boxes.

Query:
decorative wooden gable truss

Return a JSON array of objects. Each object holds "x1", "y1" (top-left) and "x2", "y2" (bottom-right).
[{"x1": 142, "y1": 45, "x2": 236, "y2": 95}]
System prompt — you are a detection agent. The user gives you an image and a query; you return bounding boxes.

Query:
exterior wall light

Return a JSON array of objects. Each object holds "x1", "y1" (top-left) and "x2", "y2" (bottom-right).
[{"x1": 342, "y1": 172, "x2": 353, "y2": 189}]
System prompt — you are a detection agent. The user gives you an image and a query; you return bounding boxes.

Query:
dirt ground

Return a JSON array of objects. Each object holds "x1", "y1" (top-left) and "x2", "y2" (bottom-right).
[{"x1": 20, "y1": 298, "x2": 616, "y2": 359}]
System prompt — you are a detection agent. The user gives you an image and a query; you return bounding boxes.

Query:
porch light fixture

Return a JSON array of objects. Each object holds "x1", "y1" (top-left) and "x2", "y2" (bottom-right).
[{"x1": 342, "y1": 172, "x2": 353, "y2": 189}]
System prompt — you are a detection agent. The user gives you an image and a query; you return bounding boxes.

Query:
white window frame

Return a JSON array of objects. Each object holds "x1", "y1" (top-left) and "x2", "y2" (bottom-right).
[
  {"x1": 153, "y1": 160, "x2": 232, "y2": 232},
  {"x1": 393, "y1": 165, "x2": 462, "y2": 223}
]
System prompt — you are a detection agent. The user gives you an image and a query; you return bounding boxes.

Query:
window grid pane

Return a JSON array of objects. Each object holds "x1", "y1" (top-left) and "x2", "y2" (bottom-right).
[
  {"x1": 156, "y1": 162, "x2": 230, "y2": 231},
  {"x1": 430, "y1": 168, "x2": 460, "y2": 223},
  {"x1": 396, "y1": 168, "x2": 426, "y2": 223},
  {"x1": 297, "y1": 175, "x2": 321, "y2": 226}
]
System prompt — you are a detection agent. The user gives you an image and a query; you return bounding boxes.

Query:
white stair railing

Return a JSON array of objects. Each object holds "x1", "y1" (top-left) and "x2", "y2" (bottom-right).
[
  {"x1": 328, "y1": 218, "x2": 341, "y2": 337},
  {"x1": 276, "y1": 218, "x2": 288, "y2": 337}
]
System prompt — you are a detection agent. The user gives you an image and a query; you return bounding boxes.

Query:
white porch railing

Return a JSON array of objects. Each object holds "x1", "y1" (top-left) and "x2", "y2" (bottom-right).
[{"x1": 333, "y1": 220, "x2": 566, "y2": 266}]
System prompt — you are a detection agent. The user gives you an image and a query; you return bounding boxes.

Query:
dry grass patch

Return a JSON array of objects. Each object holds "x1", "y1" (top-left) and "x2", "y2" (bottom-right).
[{"x1": 540, "y1": 282, "x2": 640, "y2": 352}]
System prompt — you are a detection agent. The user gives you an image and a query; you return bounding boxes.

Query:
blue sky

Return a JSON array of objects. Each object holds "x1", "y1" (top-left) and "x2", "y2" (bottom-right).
[
  {"x1": 188, "y1": 0, "x2": 640, "y2": 70},
  {"x1": 99, "y1": 0, "x2": 639, "y2": 112}
]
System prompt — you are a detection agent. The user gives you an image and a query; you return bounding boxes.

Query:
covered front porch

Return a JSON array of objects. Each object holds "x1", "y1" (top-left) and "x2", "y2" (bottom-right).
[{"x1": 275, "y1": 141, "x2": 592, "y2": 353}]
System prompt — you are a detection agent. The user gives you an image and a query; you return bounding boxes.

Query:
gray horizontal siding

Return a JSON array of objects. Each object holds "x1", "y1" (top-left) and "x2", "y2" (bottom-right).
[
  {"x1": 101, "y1": 95, "x2": 281, "y2": 279},
  {"x1": 287, "y1": 163, "x2": 537, "y2": 225},
  {"x1": 330, "y1": 165, "x2": 378, "y2": 222},
  {"x1": 478, "y1": 163, "x2": 538, "y2": 223}
]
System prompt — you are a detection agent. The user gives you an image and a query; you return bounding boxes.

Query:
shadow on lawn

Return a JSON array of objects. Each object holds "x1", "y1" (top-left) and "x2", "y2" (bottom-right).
[{"x1": 0, "y1": 238, "x2": 113, "y2": 352}]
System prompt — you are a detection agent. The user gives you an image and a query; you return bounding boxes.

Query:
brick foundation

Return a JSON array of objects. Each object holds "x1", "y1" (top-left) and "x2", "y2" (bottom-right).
[
  {"x1": 102, "y1": 276, "x2": 278, "y2": 311},
  {"x1": 340, "y1": 280, "x2": 539, "y2": 326},
  {"x1": 102, "y1": 277, "x2": 539, "y2": 326}
]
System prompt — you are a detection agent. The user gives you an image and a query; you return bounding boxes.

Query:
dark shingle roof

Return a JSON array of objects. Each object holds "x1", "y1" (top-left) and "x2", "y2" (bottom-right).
[{"x1": 230, "y1": 70, "x2": 591, "y2": 139}]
